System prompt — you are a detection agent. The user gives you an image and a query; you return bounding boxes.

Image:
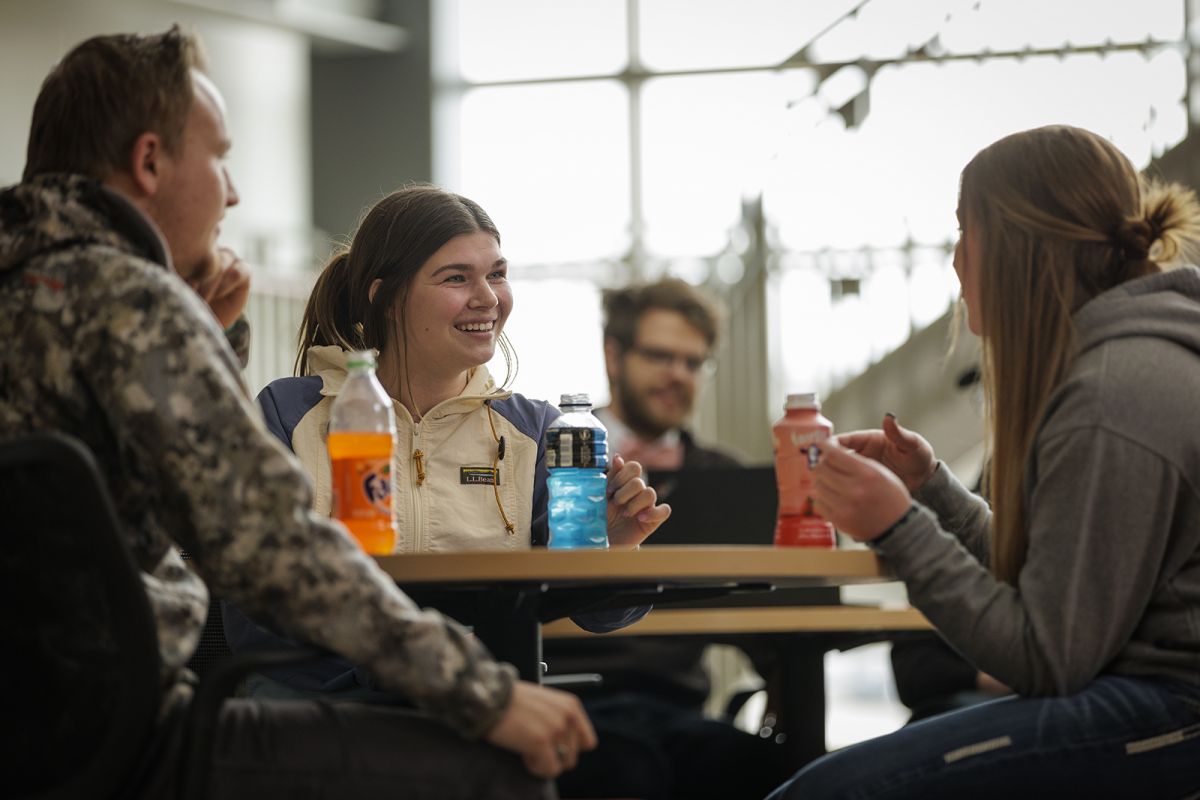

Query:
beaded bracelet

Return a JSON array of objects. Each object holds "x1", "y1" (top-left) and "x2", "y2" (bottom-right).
[{"x1": 870, "y1": 503, "x2": 919, "y2": 548}]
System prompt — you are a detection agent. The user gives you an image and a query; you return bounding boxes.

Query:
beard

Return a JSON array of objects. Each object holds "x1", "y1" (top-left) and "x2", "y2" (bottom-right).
[{"x1": 613, "y1": 369, "x2": 694, "y2": 440}]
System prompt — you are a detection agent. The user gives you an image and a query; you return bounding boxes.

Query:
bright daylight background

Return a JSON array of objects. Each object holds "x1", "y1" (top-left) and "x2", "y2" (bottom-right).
[
  {"x1": 0, "y1": 0, "x2": 1185, "y2": 762},
  {"x1": 2, "y1": 0, "x2": 1186, "y2": 757},
  {"x1": 437, "y1": 0, "x2": 1187, "y2": 410},
  {"x1": 432, "y1": 0, "x2": 1190, "y2": 749}
]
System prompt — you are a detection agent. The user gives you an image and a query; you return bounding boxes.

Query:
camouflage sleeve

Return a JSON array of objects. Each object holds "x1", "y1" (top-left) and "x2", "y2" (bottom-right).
[
  {"x1": 145, "y1": 546, "x2": 210, "y2": 682},
  {"x1": 81, "y1": 260, "x2": 515, "y2": 736},
  {"x1": 223, "y1": 314, "x2": 251, "y2": 369}
]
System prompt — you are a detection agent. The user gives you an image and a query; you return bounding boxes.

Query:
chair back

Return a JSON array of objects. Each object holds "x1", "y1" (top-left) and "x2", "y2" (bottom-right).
[{"x1": 0, "y1": 433, "x2": 162, "y2": 799}]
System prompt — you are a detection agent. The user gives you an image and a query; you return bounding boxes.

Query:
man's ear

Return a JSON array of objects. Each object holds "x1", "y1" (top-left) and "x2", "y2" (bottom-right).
[{"x1": 127, "y1": 131, "x2": 164, "y2": 197}]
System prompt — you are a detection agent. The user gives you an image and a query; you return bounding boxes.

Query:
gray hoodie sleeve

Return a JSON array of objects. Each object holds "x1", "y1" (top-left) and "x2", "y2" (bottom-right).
[
  {"x1": 876, "y1": 426, "x2": 1180, "y2": 696},
  {"x1": 913, "y1": 461, "x2": 991, "y2": 564}
]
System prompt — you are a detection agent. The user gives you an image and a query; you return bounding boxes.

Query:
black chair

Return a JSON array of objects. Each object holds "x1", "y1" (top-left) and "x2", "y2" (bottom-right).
[{"x1": 0, "y1": 433, "x2": 316, "y2": 800}]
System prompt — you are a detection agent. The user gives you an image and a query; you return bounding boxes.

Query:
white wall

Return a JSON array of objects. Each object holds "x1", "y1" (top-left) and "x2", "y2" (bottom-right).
[{"x1": 0, "y1": 0, "x2": 313, "y2": 274}]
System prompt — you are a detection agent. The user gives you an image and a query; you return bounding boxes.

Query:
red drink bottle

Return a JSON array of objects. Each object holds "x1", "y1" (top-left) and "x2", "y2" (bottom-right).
[{"x1": 772, "y1": 392, "x2": 836, "y2": 547}]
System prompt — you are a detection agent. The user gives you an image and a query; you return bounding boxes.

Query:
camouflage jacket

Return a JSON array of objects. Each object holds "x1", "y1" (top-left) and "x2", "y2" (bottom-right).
[{"x1": 0, "y1": 174, "x2": 515, "y2": 736}]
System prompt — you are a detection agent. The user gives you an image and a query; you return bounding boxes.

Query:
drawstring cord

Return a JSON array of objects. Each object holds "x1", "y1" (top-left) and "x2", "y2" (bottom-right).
[
  {"x1": 485, "y1": 401, "x2": 516, "y2": 535},
  {"x1": 412, "y1": 449, "x2": 425, "y2": 486}
]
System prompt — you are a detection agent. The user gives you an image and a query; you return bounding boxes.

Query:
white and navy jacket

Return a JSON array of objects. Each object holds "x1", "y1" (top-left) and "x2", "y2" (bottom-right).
[
  {"x1": 263, "y1": 346, "x2": 557, "y2": 551},
  {"x1": 224, "y1": 346, "x2": 645, "y2": 693}
]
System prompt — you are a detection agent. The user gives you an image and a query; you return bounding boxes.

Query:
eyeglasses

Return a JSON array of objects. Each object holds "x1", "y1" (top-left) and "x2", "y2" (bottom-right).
[{"x1": 628, "y1": 345, "x2": 716, "y2": 376}]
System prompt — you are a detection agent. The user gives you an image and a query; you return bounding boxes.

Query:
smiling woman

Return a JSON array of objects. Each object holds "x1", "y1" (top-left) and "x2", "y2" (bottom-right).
[
  {"x1": 376, "y1": 229, "x2": 513, "y2": 413},
  {"x1": 221, "y1": 183, "x2": 673, "y2": 798},
  {"x1": 294, "y1": 186, "x2": 515, "y2": 407},
  {"x1": 239, "y1": 184, "x2": 667, "y2": 556}
]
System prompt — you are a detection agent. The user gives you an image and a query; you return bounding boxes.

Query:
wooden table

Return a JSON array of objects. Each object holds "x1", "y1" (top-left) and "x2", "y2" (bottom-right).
[
  {"x1": 376, "y1": 545, "x2": 921, "y2": 764},
  {"x1": 374, "y1": 545, "x2": 897, "y2": 681},
  {"x1": 376, "y1": 544, "x2": 894, "y2": 587}
]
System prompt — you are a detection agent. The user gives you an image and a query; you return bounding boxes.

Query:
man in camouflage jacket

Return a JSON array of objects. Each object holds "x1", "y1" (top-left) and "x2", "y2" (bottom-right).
[{"x1": 0, "y1": 27, "x2": 592, "y2": 799}]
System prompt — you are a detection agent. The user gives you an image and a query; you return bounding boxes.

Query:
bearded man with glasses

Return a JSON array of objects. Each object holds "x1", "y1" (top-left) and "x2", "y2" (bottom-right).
[
  {"x1": 596, "y1": 278, "x2": 734, "y2": 471},
  {"x1": 546, "y1": 278, "x2": 793, "y2": 800}
]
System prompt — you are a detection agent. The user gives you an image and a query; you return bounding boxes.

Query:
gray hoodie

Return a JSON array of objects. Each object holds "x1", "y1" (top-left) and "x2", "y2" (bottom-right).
[{"x1": 879, "y1": 267, "x2": 1200, "y2": 696}]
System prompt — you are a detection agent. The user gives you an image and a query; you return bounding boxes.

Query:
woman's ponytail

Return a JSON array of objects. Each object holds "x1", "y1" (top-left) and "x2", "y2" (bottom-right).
[
  {"x1": 295, "y1": 250, "x2": 361, "y2": 376},
  {"x1": 1138, "y1": 180, "x2": 1200, "y2": 265}
]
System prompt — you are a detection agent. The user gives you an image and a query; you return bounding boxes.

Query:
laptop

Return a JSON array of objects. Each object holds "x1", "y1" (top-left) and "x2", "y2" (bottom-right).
[
  {"x1": 643, "y1": 465, "x2": 778, "y2": 546},
  {"x1": 642, "y1": 464, "x2": 842, "y2": 607}
]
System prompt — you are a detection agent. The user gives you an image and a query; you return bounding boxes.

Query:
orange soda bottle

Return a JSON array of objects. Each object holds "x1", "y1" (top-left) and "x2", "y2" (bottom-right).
[
  {"x1": 772, "y1": 392, "x2": 836, "y2": 547},
  {"x1": 328, "y1": 350, "x2": 396, "y2": 554}
]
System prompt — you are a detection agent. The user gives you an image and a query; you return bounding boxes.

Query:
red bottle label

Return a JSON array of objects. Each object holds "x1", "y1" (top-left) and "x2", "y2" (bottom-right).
[{"x1": 773, "y1": 410, "x2": 835, "y2": 548}]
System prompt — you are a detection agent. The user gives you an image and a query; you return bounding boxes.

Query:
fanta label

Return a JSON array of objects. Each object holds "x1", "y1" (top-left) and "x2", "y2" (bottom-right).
[{"x1": 332, "y1": 457, "x2": 392, "y2": 521}]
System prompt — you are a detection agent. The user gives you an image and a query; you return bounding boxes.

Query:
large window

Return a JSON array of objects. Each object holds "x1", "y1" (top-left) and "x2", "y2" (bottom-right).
[
  {"x1": 436, "y1": 0, "x2": 1189, "y2": 406},
  {"x1": 457, "y1": 81, "x2": 631, "y2": 266}
]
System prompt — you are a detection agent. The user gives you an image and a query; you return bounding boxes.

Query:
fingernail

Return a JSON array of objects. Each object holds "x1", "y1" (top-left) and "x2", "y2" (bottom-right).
[{"x1": 885, "y1": 412, "x2": 896, "y2": 419}]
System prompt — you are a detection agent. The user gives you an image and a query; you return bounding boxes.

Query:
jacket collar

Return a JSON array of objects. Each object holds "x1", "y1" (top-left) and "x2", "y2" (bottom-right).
[
  {"x1": 0, "y1": 173, "x2": 170, "y2": 275},
  {"x1": 306, "y1": 344, "x2": 512, "y2": 418}
]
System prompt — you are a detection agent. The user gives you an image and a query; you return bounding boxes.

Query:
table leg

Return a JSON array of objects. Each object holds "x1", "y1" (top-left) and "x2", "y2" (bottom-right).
[
  {"x1": 773, "y1": 635, "x2": 828, "y2": 768},
  {"x1": 467, "y1": 588, "x2": 544, "y2": 683}
]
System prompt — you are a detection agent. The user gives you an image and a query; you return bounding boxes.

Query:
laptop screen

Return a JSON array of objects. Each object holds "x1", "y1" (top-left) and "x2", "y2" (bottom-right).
[{"x1": 643, "y1": 465, "x2": 778, "y2": 546}]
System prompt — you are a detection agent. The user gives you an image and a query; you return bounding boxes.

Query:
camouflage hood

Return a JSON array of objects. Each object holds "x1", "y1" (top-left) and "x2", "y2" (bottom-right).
[{"x1": 0, "y1": 173, "x2": 169, "y2": 276}]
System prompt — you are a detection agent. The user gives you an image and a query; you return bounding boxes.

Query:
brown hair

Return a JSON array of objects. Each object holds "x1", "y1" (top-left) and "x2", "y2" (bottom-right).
[
  {"x1": 602, "y1": 277, "x2": 723, "y2": 351},
  {"x1": 297, "y1": 184, "x2": 514, "y2": 383},
  {"x1": 23, "y1": 26, "x2": 205, "y2": 181},
  {"x1": 958, "y1": 124, "x2": 1200, "y2": 583}
]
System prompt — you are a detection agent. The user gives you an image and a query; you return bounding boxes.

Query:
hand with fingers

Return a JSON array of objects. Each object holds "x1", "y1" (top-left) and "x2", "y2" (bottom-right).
[
  {"x1": 191, "y1": 247, "x2": 251, "y2": 329},
  {"x1": 605, "y1": 453, "x2": 672, "y2": 548},
  {"x1": 484, "y1": 681, "x2": 599, "y2": 779},
  {"x1": 835, "y1": 413, "x2": 938, "y2": 494},
  {"x1": 810, "y1": 440, "x2": 913, "y2": 542}
]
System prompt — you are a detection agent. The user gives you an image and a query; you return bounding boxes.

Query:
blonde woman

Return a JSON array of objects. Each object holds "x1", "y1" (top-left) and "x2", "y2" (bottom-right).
[{"x1": 770, "y1": 125, "x2": 1200, "y2": 798}]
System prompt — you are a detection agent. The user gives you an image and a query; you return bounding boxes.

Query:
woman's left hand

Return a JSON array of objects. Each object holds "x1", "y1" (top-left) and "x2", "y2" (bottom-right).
[
  {"x1": 606, "y1": 453, "x2": 672, "y2": 548},
  {"x1": 811, "y1": 440, "x2": 912, "y2": 542}
]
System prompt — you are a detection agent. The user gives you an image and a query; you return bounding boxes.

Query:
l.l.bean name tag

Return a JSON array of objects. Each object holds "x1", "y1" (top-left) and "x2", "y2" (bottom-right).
[{"x1": 459, "y1": 466, "x2": 499, "y2": 486}]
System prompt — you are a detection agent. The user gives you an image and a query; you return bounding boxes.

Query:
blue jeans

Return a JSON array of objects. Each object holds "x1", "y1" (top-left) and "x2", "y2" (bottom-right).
[{"x1": 767, "y1": 675, "x2": 1200, "y2": 800}]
